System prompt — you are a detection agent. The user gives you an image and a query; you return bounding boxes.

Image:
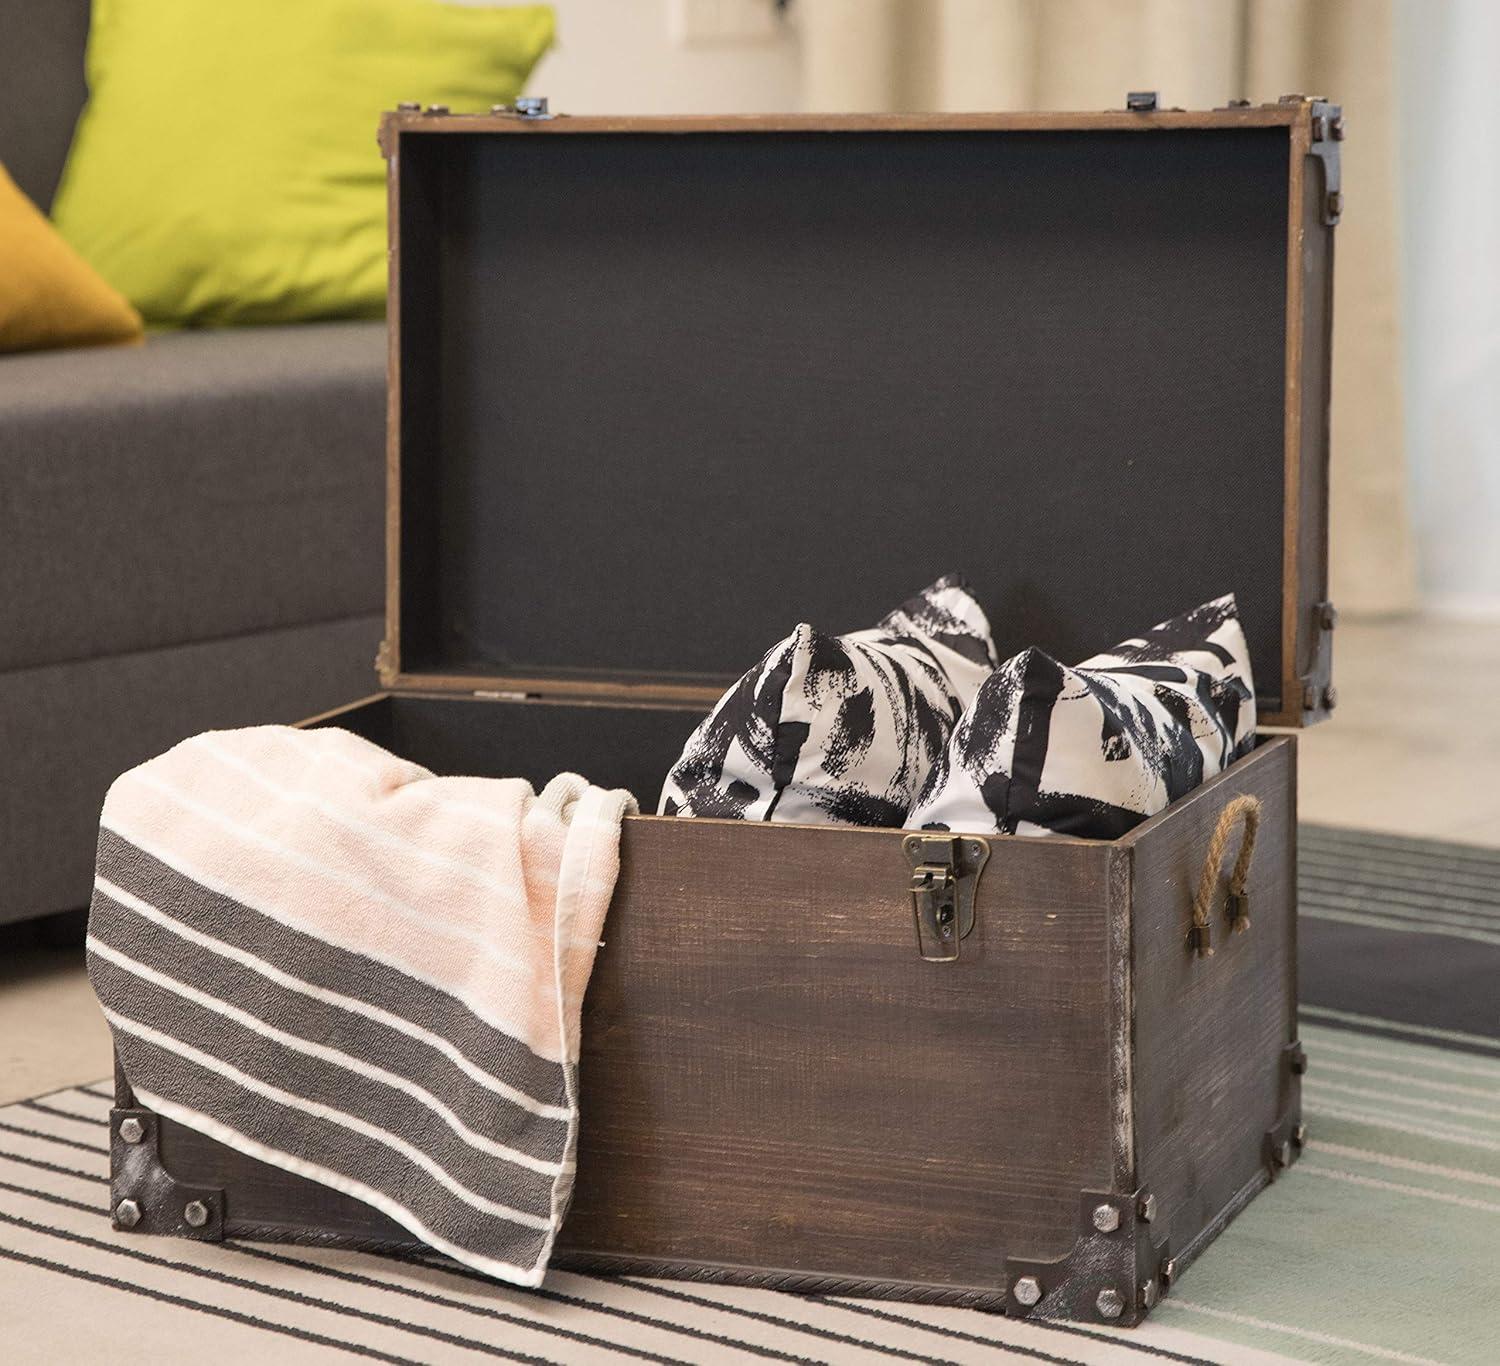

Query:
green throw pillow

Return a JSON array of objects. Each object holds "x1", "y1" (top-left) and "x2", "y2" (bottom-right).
[{"x1": 53, "y1": 0, "x2": 554, "y2": 326}]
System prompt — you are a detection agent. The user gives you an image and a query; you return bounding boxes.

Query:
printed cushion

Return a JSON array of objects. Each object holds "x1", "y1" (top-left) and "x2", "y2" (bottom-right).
[
  {"x1": 907, "y1": 594, "x2": 1256, "y2": 839},
  {"x1": 659, "y1": 575, "x2": 997, "y2": 828}
]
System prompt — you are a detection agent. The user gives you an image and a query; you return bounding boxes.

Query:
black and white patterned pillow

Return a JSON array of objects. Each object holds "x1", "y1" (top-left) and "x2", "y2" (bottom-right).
[
  {"x1": 659, "y1": 575, "x2": 997, "y2": 827},
  {"x1": 906, "y1": 595, "x2": 1256, "y2": 839}
]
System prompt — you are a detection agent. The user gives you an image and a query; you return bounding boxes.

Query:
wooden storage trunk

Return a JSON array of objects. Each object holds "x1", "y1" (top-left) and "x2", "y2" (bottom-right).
[{"x1": 110, "y1": 98, "x2": 1339, "y2": 1327}]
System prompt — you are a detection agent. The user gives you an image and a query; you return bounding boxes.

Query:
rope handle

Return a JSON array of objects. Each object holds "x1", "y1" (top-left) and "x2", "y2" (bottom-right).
[{"x1": 1188, "y1": 794, "x2": 1262, "y2": 958}]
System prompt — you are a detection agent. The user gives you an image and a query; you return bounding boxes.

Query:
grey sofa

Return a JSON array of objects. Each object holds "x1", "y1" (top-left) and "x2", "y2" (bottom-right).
[{"x1": 0, "y1": 1, "x2": 385, "y2": 925}]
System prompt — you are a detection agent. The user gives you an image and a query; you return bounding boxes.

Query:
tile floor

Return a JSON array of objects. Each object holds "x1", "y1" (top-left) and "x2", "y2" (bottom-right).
[{"x1": 4, "y1": 611, "x2": 1498, "y2": 1106}]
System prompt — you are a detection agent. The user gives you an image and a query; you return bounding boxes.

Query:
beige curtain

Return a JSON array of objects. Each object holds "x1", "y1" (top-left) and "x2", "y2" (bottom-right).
[{"x1": 802, "y1": 0, "x2": 1415, "y2": 616}]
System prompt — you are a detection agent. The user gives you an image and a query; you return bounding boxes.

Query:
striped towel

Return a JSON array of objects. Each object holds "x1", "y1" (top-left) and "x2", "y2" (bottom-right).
[{"x1": 86, "y1": 724, "x2": 637, "y2": 1287}]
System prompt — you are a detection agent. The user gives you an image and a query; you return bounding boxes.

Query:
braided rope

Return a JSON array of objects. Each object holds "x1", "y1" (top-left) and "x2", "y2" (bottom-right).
[{"x1": 1189, "y1": 794, "x2": 1262, "y2": 957}]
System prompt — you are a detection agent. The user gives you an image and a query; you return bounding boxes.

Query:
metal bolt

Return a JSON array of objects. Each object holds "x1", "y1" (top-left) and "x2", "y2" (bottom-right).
[
  {"x1": 1140, "y1": 1277, "x2": 1160, "y2": 1310},
  {"x1": 114, "y1": 1199, "x2": 141, "y2": 1228},
  {"x1": 1091, "y1": 1202, "x2": 1121, "y2": 1234},
  {"x1": 1323, "y1": 685, "x2": 1339, "y2": 711},
  {"x1": 1096, "y1": 1287, "x2": 1126, "y2": 1320},
  {"x1": 1327, "y1": 190, "x2": 1344, "y2": 217},
  {"x1": 118, "y1": 1117, "x2": 144, "y2": 1145},
  {"x1": 396, "y1": 101, "x2": 420, "y2": 112},
  {"x1": 1011, "y1": 1275, "x2": 1043, "y2": 1307},
  {"x1": 490, "y1": 103, "x2": 513, "y2": 114},
  {"x1": 1289, "y1": 1046, "x2": 1309, "y2": 1075},
  {"x1": 1294, "y1": 1123, "x2": 1308, "y2": 1147},
  {"x1": 1311, "y1": 115, "x2": 1327, "y2": 141},
  {"x1": 425, "y1": 104, "x2": 450, "y2": 115},
  {"x1": 1275, "y1": 1140, "x2": 1293, "y2": 1169},
  {"x1": 1137, "y1": 1192, "x2": 1157, "y2": 1223},
  {"x1": 1161, "y1": 1257, "x2": 1179, "y2": 1286},
  {"x1": 1331, "y1": 114, "x2": 1346, "y2": 140},
  {"x1": 183, "y1": 1200, "x2": 210, "y2": 1228},
  {"x1": 1320, "y1": 602, "x2": 1339, "y2": 630},
  {"x1": 1302, "y1": 683, "x2": 1319, "y2": 712}
]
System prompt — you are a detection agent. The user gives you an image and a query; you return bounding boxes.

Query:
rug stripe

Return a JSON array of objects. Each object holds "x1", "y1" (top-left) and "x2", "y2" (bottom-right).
[
  {"x1": 1303, "y1": 1006, "x2": 1500, "y2": 1052},
  {"x1": 241, "y1": 1244, "x2": 821, "y2": 1366},
  {"x1": 616, "y1": 1275, "x2": 1102, "y2": 1366},
  {"x1": 1301, "y1": 866, "x2": 1500, "y2": 915},
  {"x1": 1302, "y1": 824, "x2": 1500, "y2": 869},
  {"x1": 1301, "y1": 905, "x2": 1500, "y2": 948},
  {"x1": 0, "y1": 1203, "x2": 552, "y2": 1364},
  {"x1": 0, "y1": 1158, "x2": 758, "y2": 1366},
  {"x1": 0, "y1": 1244, "x2": 422, "y2": 1365}
]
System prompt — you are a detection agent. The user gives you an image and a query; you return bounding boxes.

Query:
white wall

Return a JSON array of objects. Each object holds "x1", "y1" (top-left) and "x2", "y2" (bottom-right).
[
  {"x1": 525, "y1": 0, "x2": 802, "y2": 114},
  {"x1": 1396, "y1": 0, "x2": 1500, "y2": 617}
]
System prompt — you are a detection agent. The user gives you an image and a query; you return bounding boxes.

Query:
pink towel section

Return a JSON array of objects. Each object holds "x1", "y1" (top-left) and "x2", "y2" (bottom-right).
[{"x1": 87, "y1": 724, "x2": 636, "y2": 1285}]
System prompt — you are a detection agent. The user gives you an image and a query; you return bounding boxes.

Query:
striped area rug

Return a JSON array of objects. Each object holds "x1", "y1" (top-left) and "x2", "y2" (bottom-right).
[{"x1": 3, "y1": 825, "x2": 1499, "y2": 1365}]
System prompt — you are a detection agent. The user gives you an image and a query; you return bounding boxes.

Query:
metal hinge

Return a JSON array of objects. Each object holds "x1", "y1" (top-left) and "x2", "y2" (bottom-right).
[
  {"x1": 903, "y1": 833, "x2": 990, "y2": 961},
  {"x1": 491, "y1": 96, "x2": 555, "y2": 120}
]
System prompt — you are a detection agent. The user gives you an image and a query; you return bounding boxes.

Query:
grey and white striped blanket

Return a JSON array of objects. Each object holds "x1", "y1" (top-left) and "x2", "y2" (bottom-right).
[{"x1": 86, "y1": 724, "x2": 635, "y2": 1286}]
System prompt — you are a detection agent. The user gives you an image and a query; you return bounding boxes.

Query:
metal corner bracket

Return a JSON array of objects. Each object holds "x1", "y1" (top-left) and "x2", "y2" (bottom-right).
[
  {"x1": 1005, "y1": 1188, "x2": 1171, "y2": 1327},
  {"x1": 111, "y1": 1108, "x2": 226, "y2": 1242}
]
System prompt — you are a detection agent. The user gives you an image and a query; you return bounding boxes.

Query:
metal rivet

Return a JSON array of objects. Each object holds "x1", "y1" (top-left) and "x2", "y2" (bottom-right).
[
  {"x1": 114, "y1": 1198, "x2": 142, "y2": 1228},
  {"x1": 1096, "y1": 1287, "x2": 1126, "y2": 1320},
  {"x1": 118, "y1": 1117, "x2": 145, "y2": 1145},
  {"x1": 1011, "y1": 1275, "x2": 1043, "y2": 1307},
  {"x1": 1294, "y1": 1123, "x2": 1308, "y2": 1147},
  {"x1": 396, "y1": 101, "x2": 420, "y2": 112},
  {"x1": 183, "y1": 1200, "x2": 210, "y2": 1228},
  {"x1": 1137, "y1": 1192, "x2": 1157, "y2": 1223},
  {"x1": 1140, "y1": 1277, "x2": 1160, "y2": 1310},
  {"x1": 425, "y1": 104, "x2": 450, "y2": 115},
  {"x1": 1331, "y1": 114, "x2": 1345, "y2": 140},
  {"x1": 1327, "y1": 190, "x2": 1344, "y2": 217},
  {"x1": 1091, "y1": 1202, "x2": 1121, "y2": 1234}
]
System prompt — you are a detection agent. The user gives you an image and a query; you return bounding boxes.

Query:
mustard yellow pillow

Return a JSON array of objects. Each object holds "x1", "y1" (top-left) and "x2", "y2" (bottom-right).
[
  {"x1": 0, "y1": 162, "x2": 142, "y2": 354},
  {"x1": 52, "y1": 0, "x2": 554, "y2": 327}
]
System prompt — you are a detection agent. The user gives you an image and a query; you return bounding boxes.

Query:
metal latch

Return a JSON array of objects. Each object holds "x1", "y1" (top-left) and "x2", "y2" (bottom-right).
[{"x1": 904, "y1": 834, "x2": 990, "y2": 962}]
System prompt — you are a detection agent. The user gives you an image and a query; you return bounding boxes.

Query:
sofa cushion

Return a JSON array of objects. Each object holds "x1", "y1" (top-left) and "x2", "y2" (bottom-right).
[
  {"x1": 0, "y1": 322, "x2": 385, "y2": 673},
  {"x1": 0, "y1": 0, "x2": 89, "y2": 211}
]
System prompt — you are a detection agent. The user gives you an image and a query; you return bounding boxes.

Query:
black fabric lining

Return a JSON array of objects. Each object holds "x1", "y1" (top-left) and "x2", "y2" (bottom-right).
[
  {"x1": 0, "y1": 1204, "x2": 557, "y2": 1365},
  {"x1": 0, "y1": 1244, "x2": 422, "y2": 1366},
  {"x1": 400, "y1": 127, "x2": 1290, "y2": 711},
  {"x1": 815, "y1": 1294, "x2": 1213, "y2": 1365}
]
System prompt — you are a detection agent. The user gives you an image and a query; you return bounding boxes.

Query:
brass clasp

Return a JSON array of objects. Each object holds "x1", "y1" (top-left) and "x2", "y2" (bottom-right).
[{"x1": 905, "y1": 834, "x2": 990, "y2": 962}]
